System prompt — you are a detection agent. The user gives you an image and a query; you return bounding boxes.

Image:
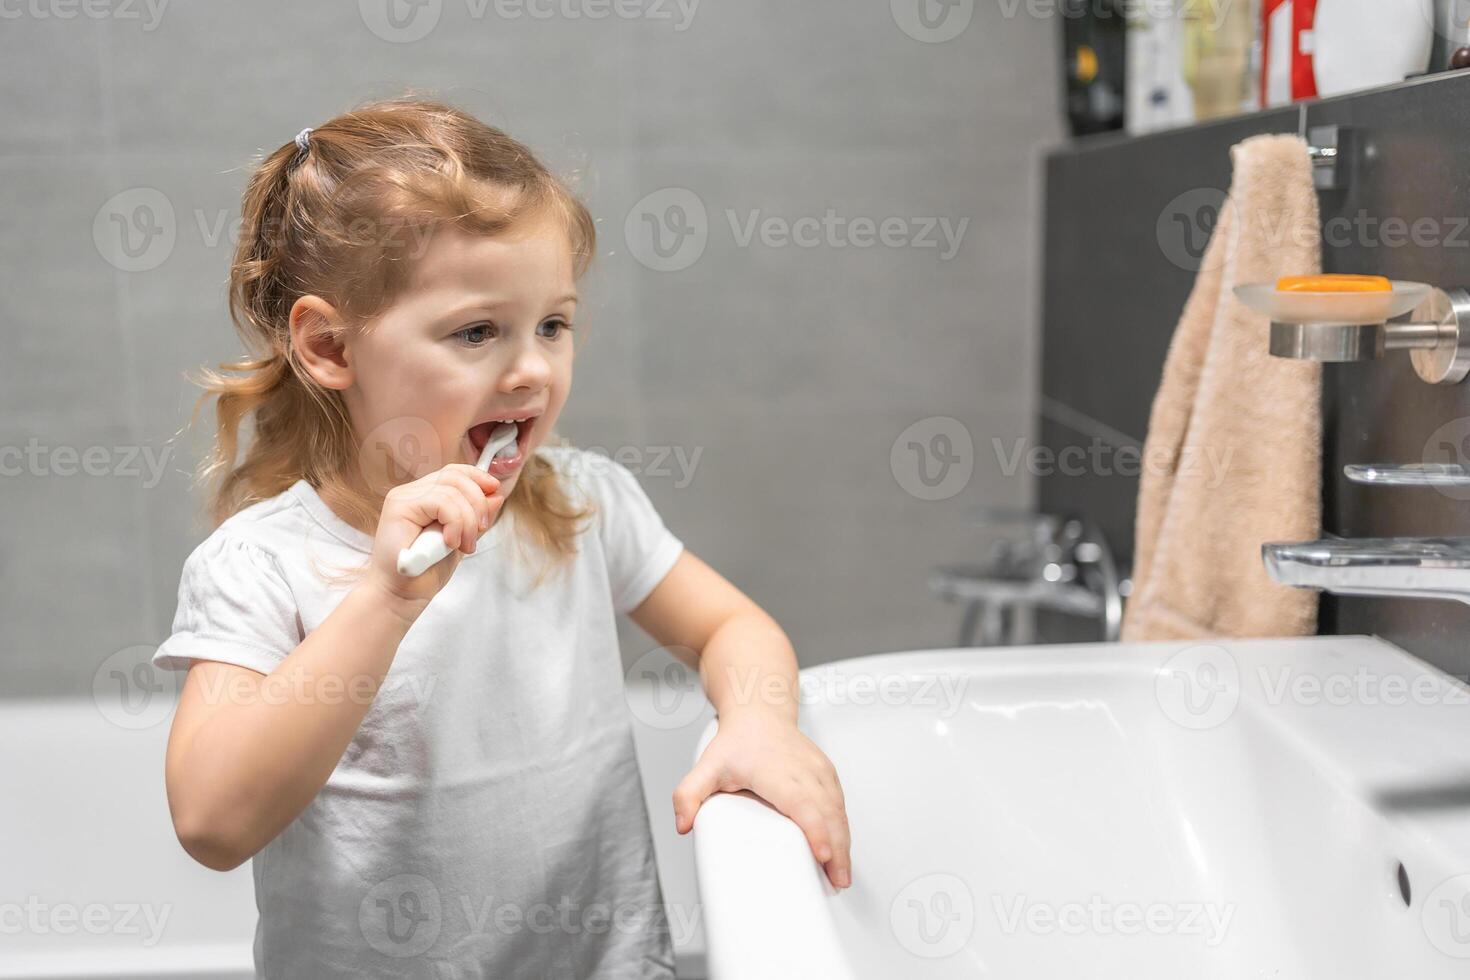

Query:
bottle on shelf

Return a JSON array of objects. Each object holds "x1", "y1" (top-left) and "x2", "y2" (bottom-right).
[
  {"x1": 1183, "y1": 0, "x2": 1259, "y2": 120},
  {"x1": 1060, "y1": 0, "x2": 1127, "y2": 136},
  {"x1": 1125, "y1": 0, "x2": 1195, "y2": 134}
]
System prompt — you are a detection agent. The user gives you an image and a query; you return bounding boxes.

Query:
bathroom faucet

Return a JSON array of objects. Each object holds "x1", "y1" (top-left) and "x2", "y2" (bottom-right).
[
  {"x1": 1262, "y1": 463, "x2": 1470, "y2": 605},
  {"x1": 931, "y1": 510, "x2": 1129, "y2": 644}
]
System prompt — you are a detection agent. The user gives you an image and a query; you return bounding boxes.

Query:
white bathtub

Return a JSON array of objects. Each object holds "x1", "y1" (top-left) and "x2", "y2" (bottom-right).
[
  {"x1": 1, "y1": 670, "x2": 708, "y2": 979},
  {"x1": 0, "y1": 696, "x2": 256, "y2": 979},
  {"x1": 692, "y1": 635, "x2": 1470, "y2": 979}
]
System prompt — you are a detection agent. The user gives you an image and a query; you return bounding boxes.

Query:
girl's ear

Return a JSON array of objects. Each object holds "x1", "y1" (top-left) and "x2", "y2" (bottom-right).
[{"x1": 289, "y1": 295, "x2": 352, "y2": 390}]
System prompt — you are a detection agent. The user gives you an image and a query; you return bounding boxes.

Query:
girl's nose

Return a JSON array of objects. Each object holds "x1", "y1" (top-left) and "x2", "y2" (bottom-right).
[{"x1": 499, "y1": 345, "x2": 552, "y2": 392}]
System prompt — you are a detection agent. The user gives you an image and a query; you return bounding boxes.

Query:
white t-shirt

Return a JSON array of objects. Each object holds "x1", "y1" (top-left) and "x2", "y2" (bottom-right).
[{"x1": 153, "y1": 446, "x2": 683, "y2": 979}]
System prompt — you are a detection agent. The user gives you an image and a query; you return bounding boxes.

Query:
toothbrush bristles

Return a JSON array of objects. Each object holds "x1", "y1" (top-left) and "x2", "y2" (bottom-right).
[{"x1": 475, "y1": 422, "x2": 519, "y2": 470}]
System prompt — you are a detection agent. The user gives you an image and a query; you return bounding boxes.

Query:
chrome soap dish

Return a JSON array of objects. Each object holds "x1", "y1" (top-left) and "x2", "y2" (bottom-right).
[{"x1": 1233, "y1": 280, "x2": 1470, "y2": 385}]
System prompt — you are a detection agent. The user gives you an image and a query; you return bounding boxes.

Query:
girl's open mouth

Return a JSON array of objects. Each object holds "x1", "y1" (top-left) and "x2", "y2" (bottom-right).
[{"x1": 465, "y1": 414, "x2": 538, "y2": 477}]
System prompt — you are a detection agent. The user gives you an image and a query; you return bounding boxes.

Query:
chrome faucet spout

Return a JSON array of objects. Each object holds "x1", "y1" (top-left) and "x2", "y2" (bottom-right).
[{"x1": 1262, "y1": 536, "x2": 1470, "y2": 606}]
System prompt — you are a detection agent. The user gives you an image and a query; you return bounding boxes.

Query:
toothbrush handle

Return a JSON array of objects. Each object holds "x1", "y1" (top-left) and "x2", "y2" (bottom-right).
[{"x1": 396, "y1": 526, "x2": 459, "y2": 579}]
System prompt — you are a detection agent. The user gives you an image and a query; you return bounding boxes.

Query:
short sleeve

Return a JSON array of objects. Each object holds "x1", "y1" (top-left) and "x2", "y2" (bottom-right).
[
  {"x1": 152, "y1": 533, "x2": 302, "y2": 674},
  {"x1": 579, "y1": 453, "x2": 685, "y2": 615}
]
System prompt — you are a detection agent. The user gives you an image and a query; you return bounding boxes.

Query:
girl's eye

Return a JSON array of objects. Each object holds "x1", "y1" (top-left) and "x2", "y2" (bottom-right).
[
  {"x1": 538, "y1": 318, "x2": 571, "y2": 340},
  {"x1": 455, "y1": 323, "x2": 494, "y2": 346}
]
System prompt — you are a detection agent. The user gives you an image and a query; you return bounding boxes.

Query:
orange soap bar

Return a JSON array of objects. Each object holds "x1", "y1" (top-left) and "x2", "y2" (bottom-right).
[{"x1": 1276, "y1": 274, "x2": 1391, "y2": 293}]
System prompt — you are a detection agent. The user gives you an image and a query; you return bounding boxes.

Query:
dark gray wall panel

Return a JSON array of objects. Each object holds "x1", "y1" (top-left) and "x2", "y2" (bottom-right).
[{"x1": 1040, "y1": 72, "x2": 1470, "y2": 678}]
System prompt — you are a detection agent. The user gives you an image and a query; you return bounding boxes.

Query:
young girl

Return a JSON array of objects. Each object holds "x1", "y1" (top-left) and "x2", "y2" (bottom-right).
[{"x1": 153, "y1": 97, "x2": 850, "y2": 978}]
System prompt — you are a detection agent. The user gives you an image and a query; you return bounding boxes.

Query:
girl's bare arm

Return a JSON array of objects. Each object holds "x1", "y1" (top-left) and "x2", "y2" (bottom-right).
[
  {"x1": 167, "y1": 582, "x2": 420, "y2": 870},
  {"x1": 163, "y1": 465, "x2": 499, "y2": 871},
  {"x1": 630, "y1": 550, "x2": 853, "y2": 890}
]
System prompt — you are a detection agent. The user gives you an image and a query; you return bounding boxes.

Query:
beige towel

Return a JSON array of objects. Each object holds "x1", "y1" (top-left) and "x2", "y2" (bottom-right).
[{"x1": 1121, "y1": 134, "x2": 1322, "y2": 642}]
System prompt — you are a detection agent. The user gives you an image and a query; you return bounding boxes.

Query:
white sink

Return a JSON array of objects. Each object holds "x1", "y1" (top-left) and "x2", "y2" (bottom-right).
[{"x1": 691, "y1": 636, "x2": 1470, "y2": 979}]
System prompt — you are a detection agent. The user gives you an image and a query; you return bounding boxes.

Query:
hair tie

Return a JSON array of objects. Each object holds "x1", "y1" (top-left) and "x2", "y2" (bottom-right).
[{"x1": 291, "y1": 127, "x2": 313, "y2": 167}]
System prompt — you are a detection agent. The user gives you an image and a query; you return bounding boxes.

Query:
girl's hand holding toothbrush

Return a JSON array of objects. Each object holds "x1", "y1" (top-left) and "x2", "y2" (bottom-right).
[{"x1": 365, "y1": 463, "x2": 502, "y2": 613}]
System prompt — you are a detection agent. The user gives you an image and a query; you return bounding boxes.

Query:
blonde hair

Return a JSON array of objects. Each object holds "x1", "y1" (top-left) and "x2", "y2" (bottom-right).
[{"x1": 186, "y1": 95, "x2": 593, "y2": 567}]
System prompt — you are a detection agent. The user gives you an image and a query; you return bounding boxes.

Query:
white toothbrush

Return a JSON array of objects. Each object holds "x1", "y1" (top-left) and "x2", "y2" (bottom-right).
[{"x1": 395, "y1": 422, "x2": 519, "y2": 577}]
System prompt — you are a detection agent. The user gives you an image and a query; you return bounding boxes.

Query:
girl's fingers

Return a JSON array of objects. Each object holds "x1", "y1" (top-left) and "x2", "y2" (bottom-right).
[
  {"x1": 456, "y1": 493, "x2": 480, "y2": 553},
  {"x1": 398, "y1": 485, "x2": 458, "y2": 548},
  {"x1": 672, "y1": 755, "x2": 724, "y2": 834},
  {"x1": 787, "y1": 798, "x2": 834, "y2": 866},
  {"x1": 463, "y1": 492, "x2": 483, "y2": 551},
  {"x1": 438, "y1": 485, "x2": 472, "y2": 551},
  {"x1": 457, "y1": 469, "x2": 505, "y2": 533},
  {"x1": 384, "y1": 468, "x2": 501, "y2": 559},
  {"x1": 686, "y1": 735, "x2": 853, "y2": 888},
  {"x1": 431, "y1": 486, "x2": 462, "y2": 550},
  {"x1": 762, "y1": 772, "x2": 850, "y2": 889},
  {"x1": 433, "y1": 477, "x2": 484, "y2": 552},
  {"x1": 825, "y1": 809, "x2": 852, "y2": 887},
  {"x1": 813, "y1": 768, "x2": 851, "y2": 886},
  {"x1": 434, "y1": 468, "x2": 495, "y2": 533},
  {"x1": 451, "y1": 463, "x2": 500, "y2": 495}
]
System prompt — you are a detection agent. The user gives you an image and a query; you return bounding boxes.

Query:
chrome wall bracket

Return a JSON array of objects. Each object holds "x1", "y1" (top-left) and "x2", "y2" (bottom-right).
[
  {"x1": 1258, "y1": 285, "x2": 1470, "y2": 386},
  {"x1": 1306, "y1": 124, "x2": 1351, "y2": 191},
  {"x1": 1404, "y1": 287, "x2": 1470, "y2": 385}
]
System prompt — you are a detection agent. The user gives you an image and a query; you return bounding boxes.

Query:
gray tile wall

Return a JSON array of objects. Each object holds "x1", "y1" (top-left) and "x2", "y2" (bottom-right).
[{"x1": 2, "y1": 0, "x2": 1061, "y2": 696}]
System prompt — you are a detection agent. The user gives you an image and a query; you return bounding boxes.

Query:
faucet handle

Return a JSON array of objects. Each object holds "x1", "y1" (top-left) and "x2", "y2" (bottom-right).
[{"x1": 1342, "y1": 462, "x2": 1470, "y2": 487}]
